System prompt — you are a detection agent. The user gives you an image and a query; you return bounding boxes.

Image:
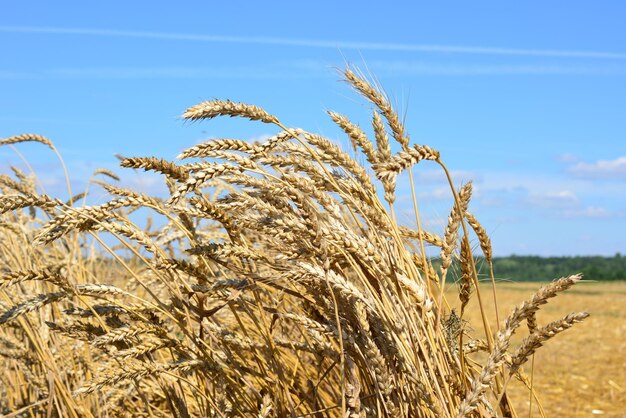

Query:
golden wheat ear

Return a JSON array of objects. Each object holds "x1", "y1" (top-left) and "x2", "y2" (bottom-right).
[
  {"x1": 182, "y1": 99, "x2": 280, "y2": 124},
  {"x1": 0, "y1": 133, "x2": 55, "y2": 149}
]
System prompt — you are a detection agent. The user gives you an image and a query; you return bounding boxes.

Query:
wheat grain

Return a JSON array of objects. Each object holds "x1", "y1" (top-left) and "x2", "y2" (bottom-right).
[
  {"x1": 178, "y1": 138, "x2": 257, "y2": 159},
  {"x1": 120, "y1": 156, "x2": 190, "y2": 181},
  {"x1": 93, "y1": 168, "x2": 120, "y2": 181},
  {"x1": 440, "y1": 182, "x2": 473, "y2": 277},
  {"x1": 328, "y1": 111, "x2": 378, "y2": 166},
  {"x1": 465, "y1": 212, "x2": 492, "y2": 265},
  {"x1": 0, "y1": 292, "x2": 68, "y2": 325},
  {"x1": 344, "y1": 69, "x2": 408, "y2": 149},
  {"x1": 183, "y1": 99, "x2": 280, "y2": 124},
  {"x1": 509, "y1": 311, "x2": 589, "y2": 374},
  {"x1": 459, "y1": 238, "x2": 473, "y2": 311},
  {"x1": 0, "y1": 194, "x2": 61, "y2": 214},
  {"x1": 0, "y1": 133, "x2": 54, "y2": 149}
]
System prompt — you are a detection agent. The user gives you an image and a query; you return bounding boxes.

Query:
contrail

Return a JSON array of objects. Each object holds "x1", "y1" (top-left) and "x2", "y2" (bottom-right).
[{"x1": 2, "y1": 25, "x2": 626, "y2": 60}]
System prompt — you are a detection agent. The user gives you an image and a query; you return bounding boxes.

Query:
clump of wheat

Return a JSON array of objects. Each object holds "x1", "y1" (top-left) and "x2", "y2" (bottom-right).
[{"x1": 0, "y1": 67, "x2": 588, "y2": 417}]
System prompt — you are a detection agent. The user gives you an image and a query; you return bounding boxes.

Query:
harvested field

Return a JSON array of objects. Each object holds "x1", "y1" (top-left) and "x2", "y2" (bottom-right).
[{"x1": 451, "y1": 281, "x2": 626, "y2": 417}]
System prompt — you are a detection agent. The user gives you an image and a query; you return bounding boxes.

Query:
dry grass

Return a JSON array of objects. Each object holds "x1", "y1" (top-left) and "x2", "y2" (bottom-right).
[{"x1": 0, "y1": 67, "x2": 592, "y2": 417}]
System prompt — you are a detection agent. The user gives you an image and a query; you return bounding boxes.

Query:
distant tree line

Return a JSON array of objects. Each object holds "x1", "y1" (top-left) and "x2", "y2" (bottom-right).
[
  {"x1": 490, "y1": 254, "x2": 626, "y2": 281},
  {"x1": 437, "y1": 253, "x2": 626, "y2": 281}
]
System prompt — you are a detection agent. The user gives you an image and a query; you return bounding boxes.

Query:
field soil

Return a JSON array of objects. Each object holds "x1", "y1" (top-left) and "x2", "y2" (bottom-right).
[{"x1": 453, "y1": 281, "x2": 626, "y2": 417}]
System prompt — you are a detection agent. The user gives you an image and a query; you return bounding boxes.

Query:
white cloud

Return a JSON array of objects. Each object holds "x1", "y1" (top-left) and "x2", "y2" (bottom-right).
[
  {"x1": 417, "y1": 186, "x2": 455, "y2": 201},
  {"x1": 0, "y1": 67, "x2": 305, "y2": 80},
  {"x1": 5, "y1": 61, "x2": 625, "y2": 82},
  {"x1": 8, "y1": 61, "x2": 624, "y2": 81},
  {"x1": 294, "y1": 59, "x2": 626, "y2": 77},
  {"x1": 568, "y1": 156, "x2": 626, "y2": 180},
  {"x1": 527, "y1": 190, "x2": 579, "y2": 209},
  {"x1": 415, "y1": 169, "x2": 481, "y2": 184},
  {"x1": 118, "y1": 174, "x2": 168, "y2": 196},
  {"x1": 556, "y1": 153, "x2": 579, "y2": 163},
  {"x1": 561, "y1": 206, "x2": 610, "y2": 219},
  {"x1": 3, "y1": 26, "x2": 626, "y2": 59},
  {"x1": 365, "y1": 60, "x2": 626, "y2": 76},
  {"x1": 49, "y1": 67, "x2": 304, "y2": 80},
  {"x1": 476, "y1": 186, "x2": 527, "y2": 207}
]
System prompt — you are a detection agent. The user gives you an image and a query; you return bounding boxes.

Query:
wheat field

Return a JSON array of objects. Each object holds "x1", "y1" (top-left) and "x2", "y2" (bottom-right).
[{"x1": 0, "y1": 67, "x2": 598, "y2": 417}]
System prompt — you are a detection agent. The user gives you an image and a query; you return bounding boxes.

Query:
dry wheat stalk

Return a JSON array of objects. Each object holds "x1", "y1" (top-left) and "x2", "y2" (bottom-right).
[
  {"x1": 328, "y1": 111, "x2": 378, "y2": 166},
  {"x1": 374, "y1": 145, "x2": 441, "y2": 181},
  {"x1": 465, "y1": 212, "x2": 493, "y2": 265},
  {"x1": 373, "y1": 144, "x2": 440, "y2": 205},
  {"x1": 114, "y1": 338, "x2": 177, "y2": 360},
  {"x1": 251, "y1": 128, "x2": 304, "y2": 155},
  {"x1": 0, "y1": 65, "x2": 590, "y2": 418},
  {"x1": 459, "y1": 238, "x2": 473, "y2": 311},
  {"x1": 75, "y1": 359, "x2": 210, "y2": 396},
  {"x1": 183, "y1": 99, "x2": 279, "y2": 124},
  {"x1": 344, "y1": 69, "x2": 408, "y2": 149},
  {"x1": 372, "y1": 111, "x2": 392, "y2": 162},
  {"x1": 168, "y1": 163, "x2": 243, "y2": 204},
  {"x1": 399, "y1": 226, "x2": 443, "y2": 247},
  {"x1": 0, "y1": 194, "x2": 61, "y2": 214},
  {"x1": 9, "y1": 166, "x2": 31, "y2": 185},
  {"x1": 456, "y1": 275, "x2": 583, "y2": 416},
  {"x1": 441, "y1": 182, "x2": 473, "y2": 277},
  {"x1": 120, "y1": 157, "x2": 190, "y2": 181},
  {"x1": 0, "y1": 174, "x2": 35, "y2": 196},
  {"x1": 0, "y1": 292, "x2": 68, "y2": 325},
  {"x1": 178, "y1": 138, "x2": 257, "y2": 159},
  {"x1": 302, "y1": 132, "x2": 376, "y2": 194},
  {"x1": 65, "y1": 191, "x2": 88, "y2": 206},
  {"x1": 257, "y1": 394, "x2": 274, "y2": 418},
  {"x1": 92, "y1": 323, "x2": 159, "y2": 347},
  {"x1": 509, "y1": 311, "x2": 589, "y2": 374},
  {"x1": 35, "y1": 196, "x2": 159, "y2": 243},
  {"x1": 0, "y1": 133, "x2": 54, "y2": 149},
  {"x1": 93, "y1": 168, "x2": 120, "y2": 181},
  {"x1": 1, "y1": 267, "x2": 67, "y2": 289},
  {"x1": 463, "y1": 339, "x2": 489, "y2": 355}
]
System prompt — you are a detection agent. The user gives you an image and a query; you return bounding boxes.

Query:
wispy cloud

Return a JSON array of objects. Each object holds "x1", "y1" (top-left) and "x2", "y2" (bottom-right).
[
  {"x1": 122, "y1": 174, "x2": 168, "y2": 196},
  {"x1": 475, "y1": 185, "x2": 527, "y2": 207},
  {"x1": 294, "y1": 59, "x2": 626, "y2": 76},
  {"x1": 3, "y1": 60, "x2": 625, "y2": 81},
  {"x1": 416, "y1": 186, "x2": 457, "y2": 201},
  {"x1": 2, "y1": 25, "x2": 626, "y2": 60},
  {"x1": 6, "y1": 63, "x2": 625, "y2": 80},
  {"x1": 364, "y1": 60, "x2": 626, "y2": 76},
  {"x1": 476, "y1": 186, "x2": 582, "y2": 210},
  {"x1": 555, "y1": 153, "x2": 579, "y2": 163},
  {"x1": 527, "y1": 190, "x2": 579, "y2": 209},
  {"x1": 414, "y1": 168, "x2": 481, "y2": 184},
  {"x1": 561, "y1": 206, "x2": 611, "y2": 219},
  {"x1": 0, "y1": 66, "x2": 313, "y2": 80},
  {"x1": 568, "y1": 156, "x2": 626, "y2": 180}
]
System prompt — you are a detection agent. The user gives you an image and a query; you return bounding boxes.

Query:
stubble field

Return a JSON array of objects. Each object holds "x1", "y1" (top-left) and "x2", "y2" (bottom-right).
[{"x1": 454, "y1": 281, "x2": 626, "y2": 417}]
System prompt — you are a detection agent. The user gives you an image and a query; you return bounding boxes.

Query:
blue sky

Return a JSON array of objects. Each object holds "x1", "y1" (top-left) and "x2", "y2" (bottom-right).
[{"x1": 1, "y1": 1, "x2": 625, "y2": 256}]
